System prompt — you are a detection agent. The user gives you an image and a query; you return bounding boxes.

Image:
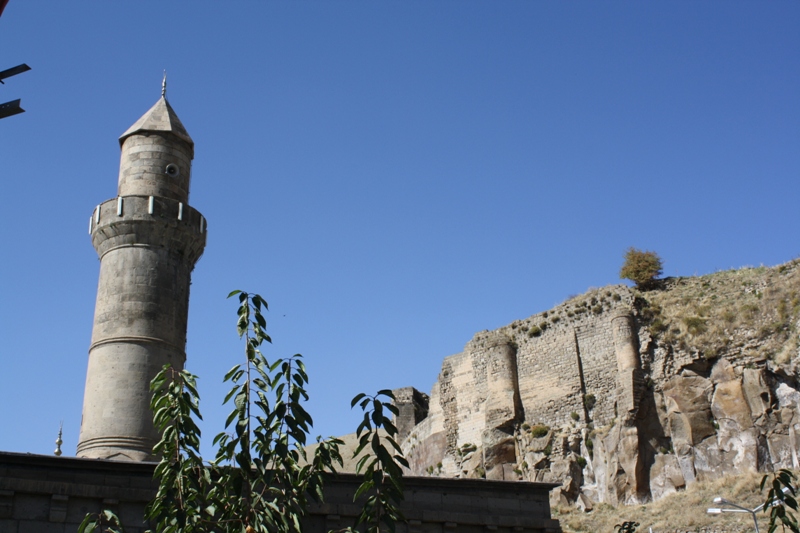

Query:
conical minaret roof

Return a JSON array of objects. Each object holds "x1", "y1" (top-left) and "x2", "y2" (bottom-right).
[{"x1": 119, "y1": 96, "x2": 194, "y2": 155}]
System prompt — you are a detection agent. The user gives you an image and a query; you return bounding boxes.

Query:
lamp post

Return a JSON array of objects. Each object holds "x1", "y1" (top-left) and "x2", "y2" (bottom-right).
[
  {"x1": 707, "y1": 487, "x2": 791, "y2": 533},
  {"x1": 707, "y1": 497, "x2": 761, "y2": 533}
]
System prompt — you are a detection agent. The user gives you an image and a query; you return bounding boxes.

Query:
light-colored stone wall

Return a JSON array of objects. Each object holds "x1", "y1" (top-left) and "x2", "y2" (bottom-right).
[
  {"x1": 515, "y1": 325, "x2": 584, "y2": 428},
  {"x1": 418, "y1": 287, "x2": 634, "y2": 453},
  {"x1": 401, "y1": 286, "x2": 648, "y2": 487},
  {"x1": 504, "y1": 287, "x2": 633, "y2": 428},
  {"x1": 446, "y1": 349, "x2": 485, "y2": 451},
  {"x1": 577, "y1": 316, "x2": 624, "y2": 425}
]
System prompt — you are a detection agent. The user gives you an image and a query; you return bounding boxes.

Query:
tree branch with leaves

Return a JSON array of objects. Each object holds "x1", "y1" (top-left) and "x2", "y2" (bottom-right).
[
  {"x1": 350, "y1": 390, "x2": 409, "y2": 533},
  {"x1": 762, "y1": 469, "x2": 800, "y2": 533},
  {"x1": 80, "y1": 290, "x2": 404, "y2": 533}
]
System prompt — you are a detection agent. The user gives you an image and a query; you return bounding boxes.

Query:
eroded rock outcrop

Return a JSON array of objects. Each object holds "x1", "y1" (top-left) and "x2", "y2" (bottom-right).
[{"x1": 396, "y1": 260, "x2": 800, "y2": 508}]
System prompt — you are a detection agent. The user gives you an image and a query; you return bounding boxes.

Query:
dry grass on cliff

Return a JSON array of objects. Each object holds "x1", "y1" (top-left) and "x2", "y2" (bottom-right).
[
  {"x1": 553, "y1": 470, "x2": 791, "y2": 533},
  {"x1": 639, "y1": 259, "x2": 800, "y2": 364}
]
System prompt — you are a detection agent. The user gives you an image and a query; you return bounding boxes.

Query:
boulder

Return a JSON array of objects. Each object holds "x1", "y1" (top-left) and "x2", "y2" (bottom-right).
[
  {"x1": 575, "y1": 492, "x2": 594, "y2": 512},
  {"x1": 403, "y1": 429, "x2": 447, "y2": 475},
  {"x1": 528, "y1": 432, "x2": 552, "y2": 453},
  {"x1": 649, "y1": 453, "x2": 686, "y2": 500},
  {"x1": 664, "y1": 375, "x2": 715, "y2": 446},
  {"x1": 524, "y1": 450, "x2": 549, "y2": 471},
  {"x1": 710, "y1": 359, "x2": 737, "y2": 384},
  {"x1": 711, "y1": 378, "x2": 752, "y2": 430},
  {"x1": 693, "y1": 436, "x2": 726, "y2": 482},
  {"x1": 460, "y1": 449, "x2": 483, "y2": 477},
  {"x1": 502, "y1": 463, "x2": 521, "y2": 480},
  {"x1": 482, "y1": 429, "x2": 516, "y2": 480},
  {"x1": 485, "y1": 464, "x2": 504, "y2": 480},
  {"x1": 550, "y1": 455, "x2": 583, "y2": 500},
  {"x1": 776, "y1": 383, "x2": 800, "y2": 409},
  {"x1": 483, "y1": 435, "x2": 516, "y2": 465},
  {"x1": 742, "y1": 368, "x2": 771, "y2": 421},
  {"x1": 673, "y1": 440, "x2": 697, "y2": 485},
  {"x1": 767, "y1": 431, "x2": 795, "y2": 470},
  {"x1": 550, "y1": 488, "x2": 570, "y2": 509},
  {"x1": 694, "y1": 429, "x2": 764, "y2": 482},
  {"x1": 596, "y1": 425, "x2": 645, "y2": 505}
]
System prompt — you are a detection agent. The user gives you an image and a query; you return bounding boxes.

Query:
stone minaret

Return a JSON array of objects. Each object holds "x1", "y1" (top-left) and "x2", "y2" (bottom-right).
[{"x1": 77, "y1": 88, "x2": 206, "y2": 461}]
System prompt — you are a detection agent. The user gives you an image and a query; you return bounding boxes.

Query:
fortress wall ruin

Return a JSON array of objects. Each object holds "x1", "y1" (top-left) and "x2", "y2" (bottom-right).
[
  {"x1": 515, "y1": 325, "x2": 583, "y2": 427},
  {"x1": 443, "y1": 350, "x2": 487, "y2": 452},
  {"x1": 404, "y1": 287, "x2": 638, "y2": 472},
  {"x1": 574, "y1": 318, "x2": 620, "y2": 425}
]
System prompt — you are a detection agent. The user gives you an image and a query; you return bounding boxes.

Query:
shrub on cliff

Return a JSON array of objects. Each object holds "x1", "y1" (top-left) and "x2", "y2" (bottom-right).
[
  {"x1": 529, "y1": 424, "x2": 550, "y2": 438},
  {"x1": 620, "y1": 247, "x2": 663, "y2": 288}
]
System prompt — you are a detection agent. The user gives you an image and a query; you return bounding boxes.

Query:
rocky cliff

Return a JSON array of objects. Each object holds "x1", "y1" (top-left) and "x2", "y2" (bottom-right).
[{"x1": 395, "y1": 259, "x2": 800, "y2": 508}]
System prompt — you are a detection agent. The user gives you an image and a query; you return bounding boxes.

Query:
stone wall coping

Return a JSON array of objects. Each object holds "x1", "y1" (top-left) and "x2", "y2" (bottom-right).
[
  {"x1": 0, "y1": 451, "x2": 561, "y2": 497},
  {"x1": 0, "y1": 451, "x2": 157, "y2": 475},
  {"x1": 0, "y1": 451, "x2": 560, "y2": 492}
]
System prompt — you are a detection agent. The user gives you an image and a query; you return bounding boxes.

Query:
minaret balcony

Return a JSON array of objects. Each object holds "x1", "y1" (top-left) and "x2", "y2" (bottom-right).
[{"x1": 89, "y1": 195, "x2": 206, "y2": 265}]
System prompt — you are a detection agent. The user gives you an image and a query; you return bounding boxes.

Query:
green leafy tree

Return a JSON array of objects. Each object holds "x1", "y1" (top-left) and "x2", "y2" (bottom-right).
[
  {"x1": 77, "y1": 510, "x2": 124, "y2": 533},
  {"x1": 619, "y1": 247, "x2": 663, "y2": 288},
  {"x1": 762, "y1": 469, "x2": 800, "y2": 533},
  {"x1": 351, "y1": 390, "x2": 409, "y2": 533},
  {"x1": 80, "y1": 291, "x2": 406, "y2": 533}
]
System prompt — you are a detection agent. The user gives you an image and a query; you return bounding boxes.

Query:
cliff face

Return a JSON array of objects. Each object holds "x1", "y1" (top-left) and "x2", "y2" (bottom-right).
[{"x1": 396, "y1": 260, "x2": 800, "y2": 508}]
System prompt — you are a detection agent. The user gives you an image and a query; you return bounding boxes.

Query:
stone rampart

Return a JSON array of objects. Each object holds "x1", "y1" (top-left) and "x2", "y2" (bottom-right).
[
  {"x1": 393, "y1": 387, "x2": 430, "y2": 443},
  {"x1": 395, "y1": 286, "x2": 673, "y2": 501},
  {"x1": 514, "y1": 325, "x2": 584, "y2": 428}
]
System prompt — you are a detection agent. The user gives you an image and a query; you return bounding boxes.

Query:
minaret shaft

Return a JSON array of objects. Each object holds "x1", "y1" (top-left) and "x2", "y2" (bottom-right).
[{"x1": 77, "y1": 97, "x2": 205, "y2": 461}]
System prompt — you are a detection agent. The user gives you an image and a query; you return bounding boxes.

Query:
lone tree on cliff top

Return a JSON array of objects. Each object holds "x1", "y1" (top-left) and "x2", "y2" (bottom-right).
[{"x1": 620, "y1": 247, "x2": 663, "y2": 288}]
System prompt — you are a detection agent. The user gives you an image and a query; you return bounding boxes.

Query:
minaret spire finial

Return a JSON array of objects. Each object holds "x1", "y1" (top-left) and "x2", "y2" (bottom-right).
[
  {"x1": 54, "y1": 421, "x2": 63, "y2": 456},
  {"x1": 162, "y1": 70, "x2": 167, "y2": 98}
]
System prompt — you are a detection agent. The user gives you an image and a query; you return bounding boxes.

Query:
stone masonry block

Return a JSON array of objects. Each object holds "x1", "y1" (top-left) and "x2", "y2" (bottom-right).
[
  {"x1": 410, "y1": 490, "x2": 444, "y2": 509},
  {"x1": 441, "y1": 493, "x2": 476, "y2": 512},
  {"x1": 104, "y1": 475, "x2": 131, "y2": 488},
  {"x1": 487, "y1": 497, "x2": 520, "y2": 512},
  {"x1": 18, "y1": 521, "x2": 64, "y2": 533},
  {"x1": 420, "y1": 522, "x2": 443, "y2": 533},
  {"x1": 63, "y1": 497, "x2": 99, "y2": 524},
  {"x1": 11, "y1": 494, "x2": 48, "y2": 521},
  {"x1": 48, "y1": 495, "x2": 68, "y2": 523},
  {"x1": 0, "y1": 491, "x2": 12, "y2": 519}
]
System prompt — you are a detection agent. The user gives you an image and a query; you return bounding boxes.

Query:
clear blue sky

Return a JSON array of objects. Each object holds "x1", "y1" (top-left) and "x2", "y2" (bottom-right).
[{"x1": 1, "y1": 2, "x2": 798, "y2": 458}]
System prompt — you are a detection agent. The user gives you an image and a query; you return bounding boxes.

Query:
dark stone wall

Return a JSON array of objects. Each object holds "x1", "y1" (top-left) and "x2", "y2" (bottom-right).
[{"x1": 0, "y1": 452, "x2": 561, "y2": 533}]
